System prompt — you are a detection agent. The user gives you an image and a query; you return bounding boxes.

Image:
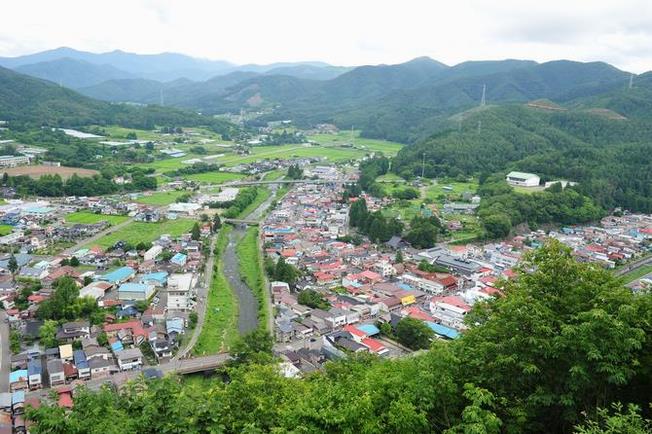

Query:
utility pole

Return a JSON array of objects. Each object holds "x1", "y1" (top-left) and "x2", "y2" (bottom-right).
[{"x1": 421, "y1": 152, "x2": 426, "y2": 178}]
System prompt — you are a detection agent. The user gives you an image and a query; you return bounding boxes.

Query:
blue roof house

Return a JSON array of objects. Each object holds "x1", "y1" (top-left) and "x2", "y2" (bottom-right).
[
  {"x1": 118, "y1": 282, "x2": 155, "y2": 301},
  {"x1": 426, "y1": 322, "x2": 460, "y2": 340},
  {"x1": 99, "y1": 266, "x2": 135, "y2": 285},
  {"x1": 140, "y1": 271, "x2": 168, "y2": 287},
  {"x1": 170, "y1": 253, "x2": 187, "y2": 267}
]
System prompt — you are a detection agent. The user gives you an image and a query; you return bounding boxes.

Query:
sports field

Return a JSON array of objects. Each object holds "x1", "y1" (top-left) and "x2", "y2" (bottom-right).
[
  {"x1": 87, "y1": 219, "x2": 194, "y2": 249},
  {"x1": 2, "y1": 165, "x2": 99, "y2": 179},
  {"x1": 65, "y1": 212, "x2": 129, "y2": 225}
]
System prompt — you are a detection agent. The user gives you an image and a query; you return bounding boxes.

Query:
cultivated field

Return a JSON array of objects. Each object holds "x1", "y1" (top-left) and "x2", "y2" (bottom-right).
[
  {"x1": 2, "y1": 165, "x2": 99, "y2": 179},
  {"x1": 65, "y1": 212, "x2": 129, "y2": 225},
  {"x1": 184, "y1": 172, "x2": 245, "y2": 184},
  {"x1": 308, "y1": 130, "x2": 404, "y2": 156},
  {"x1": 135, "y1": 190, "x2": 189, "y2": 206},
  {"x1": 87, "y1": 219, "x2": 194, "y2": 249}
]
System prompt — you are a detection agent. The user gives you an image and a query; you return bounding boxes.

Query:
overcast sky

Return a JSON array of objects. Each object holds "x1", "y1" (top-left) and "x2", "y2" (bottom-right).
[{"x1": 1, "y1": 0, "x2": 650, "y2": 72}]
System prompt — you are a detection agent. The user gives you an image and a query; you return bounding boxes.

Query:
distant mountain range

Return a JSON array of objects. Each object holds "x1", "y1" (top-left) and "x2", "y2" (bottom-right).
[
  {"x1": 1, "y1": 47, "x2": 649, "y2": 145},
  {"x1": 0, "y1": 47, "x2": 352, "y2": 84}
]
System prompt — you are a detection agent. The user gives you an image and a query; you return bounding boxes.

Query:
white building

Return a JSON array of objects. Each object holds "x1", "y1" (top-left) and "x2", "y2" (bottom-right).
[
  {"x1": 167, "y1": 273, "x2": 195, "y2": 311},
  {"x1": 400, "y1": 273, "x2": 444, "y2": 295},
  {"x1": 144, "y1": 245, "x2": 163, "y2": 261},
  {"x1": 0, "y1": 155, "x2": 30, "y2": 167},
  {"x1": 168, "y1": 202, "x2": 202, "y2": 215},
  {"x1": 506, "y1": 171, "x2": 540, "y2": 187}
]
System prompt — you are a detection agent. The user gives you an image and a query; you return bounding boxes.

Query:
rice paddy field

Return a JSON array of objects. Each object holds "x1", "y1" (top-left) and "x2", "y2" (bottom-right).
[
  {"x1": 307, "y1": 130, "x2": 404, "y2": 156},
  {"x1": 86, "y1": 218, "x2": 194, "y2": 249}
]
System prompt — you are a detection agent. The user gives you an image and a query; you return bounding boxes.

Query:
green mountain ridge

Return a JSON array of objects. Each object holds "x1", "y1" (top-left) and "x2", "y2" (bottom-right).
[{"x1": 0, "y1": 66, "x2": 236, "y2": 134}]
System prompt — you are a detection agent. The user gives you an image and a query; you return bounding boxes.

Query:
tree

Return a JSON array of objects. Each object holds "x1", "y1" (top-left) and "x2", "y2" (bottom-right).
[
  {"x1": 7, "y1": 254, "x2": 18, "y2": 277},
  {"x1": 482, "y1": 213, "x2": 512, "y2": 239},
  {"x1": 212, "y1": 215, "x2": 222, "y2": 232},
  {"x1": 297, "y1": 289, "x2": 330, "y2": 310},
  {"x1": 273, "y1": 257, "x2": 299, "y2": 285},
  {"x1": 191, "y1": 222, "x2": 201, "y2": 241},
  {"x1": 39, "y1": 320, "x2": 59, "y2": 349},
  {"x1": 461, "y1": 239, "x2": 647, "y2": 432},
  {"x1": 96, "y1": 332, "x2": 108, "y2": 347},
  {"x1": 395, "y1": 317, "x2": 434, "y2": 350},
  {"x1": 9, "y1": 330, "x2": 21, "y2": 353},
  {"x1": 69, "y1": 256, "x2": 80, "y2": 267},
  {"x1": 395, "y1": 250, "x2": 404, "y2": 263},
  {"x1": 574, "y1": 403, "x2": 652, "y2": 434}
]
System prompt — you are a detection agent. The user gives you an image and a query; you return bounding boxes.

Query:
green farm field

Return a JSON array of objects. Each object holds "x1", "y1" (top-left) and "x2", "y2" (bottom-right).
[
  {"x1": 183, "y1": 171, "x2": 245, "y2": 184},
  {"x1": 308, "y1": 130, "x2": 404, "y2": 156},
  {"x1": 87, "y1": 219, "x2": 194, "y2": 249}
]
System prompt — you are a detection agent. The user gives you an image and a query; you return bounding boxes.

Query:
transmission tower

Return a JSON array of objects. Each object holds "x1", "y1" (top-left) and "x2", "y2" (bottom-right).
[
  {"x1": 480, "y1": 84, "x2": 486, "y2": 106},
  {"x1": 629, "y1": 74, "x2": 634, "y2": 90}
]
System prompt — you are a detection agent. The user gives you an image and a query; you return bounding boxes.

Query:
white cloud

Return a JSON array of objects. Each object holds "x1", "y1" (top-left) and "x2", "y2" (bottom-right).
[{"x1": 0, "y1": 0, "x2": 649, "y2": 72}]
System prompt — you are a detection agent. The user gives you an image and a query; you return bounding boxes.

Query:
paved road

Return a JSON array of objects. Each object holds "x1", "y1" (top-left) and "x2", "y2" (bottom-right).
[
  {"x1": 173, "y1": 233, "x2": 218, "y2": 360},
  {"x1": 63, "y1": 217, "x2": 135, "y2": 254},
  {"x1": 615, "y1": 254, "x2": 652, "y2": 277},
  {"x1": 0, "y1": 311, "x2": 9, "y2": 393},
  {"x1": 26, "y1": 353, "x2": 232, "y2": 399}
]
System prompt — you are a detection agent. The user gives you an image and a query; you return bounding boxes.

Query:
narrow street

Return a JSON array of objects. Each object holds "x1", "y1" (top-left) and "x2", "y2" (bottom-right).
[
  {"x1": 173, "y1": 233, "x2": 218, "y2": 360},
  {"x1": 0, "y1": 310, "x2": 9, "y2": 393}
]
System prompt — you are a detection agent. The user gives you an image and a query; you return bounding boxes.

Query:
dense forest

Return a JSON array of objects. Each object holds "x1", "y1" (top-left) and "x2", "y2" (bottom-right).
[
  {"x1": 393, "y1": 105, "x2": 652, "y2": 214},
  {"x1": 26, "y1": 241, "x2": 652, "y2": 433}
]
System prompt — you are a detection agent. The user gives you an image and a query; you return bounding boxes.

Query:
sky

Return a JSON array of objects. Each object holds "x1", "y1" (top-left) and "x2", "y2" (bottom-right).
[{"x1": 0, "y1": 0, "x2": 650, "y2": 72}]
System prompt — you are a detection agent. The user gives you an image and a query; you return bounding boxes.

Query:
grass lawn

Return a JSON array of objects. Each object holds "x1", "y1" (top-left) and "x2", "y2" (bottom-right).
[
  {"x1": 184, "y1": 171, "x2": 245, "y2": 184},
  {"x1": 308, "y1": 130, "x2": 404, "y2": 156},
  {"x1": 236, "y1": 228, "x2": 268, "y2": 332},
  {"x1": 237, "y1": 188, "x2": 271, "y2": 219},
  {"x1": 193, "y1": 226, "x2": 238, "y2": 355},
  {"x1": 135, "y1": 190, "x2": 189, "y2": 206},
  {"x1": 619, "y1": 265, "x2": 652, "y2": 284},
  {"x1": 0, "y1": 225, "x2": 12, "y2": 236},
  {"x1": 513, "y1": 185, "x2": 546, "y2": 195},
  {"x1": 65, "y1": 211, "x2": 129, "y2": 225},
  {"x1": 423, "y1": 179, "x2": 479, "y2": 204},
  {"x1": 87, "y1": 219, "x2": 194, "y2": 249}
]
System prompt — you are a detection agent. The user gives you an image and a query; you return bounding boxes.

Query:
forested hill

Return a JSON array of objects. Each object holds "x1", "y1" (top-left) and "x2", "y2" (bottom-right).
[
  {"x1": 0, "y1": 66, "x2": 237, "y2": 134},
  {"x1": 393, "y1": 104, "x2": 652, "y2": 213}
]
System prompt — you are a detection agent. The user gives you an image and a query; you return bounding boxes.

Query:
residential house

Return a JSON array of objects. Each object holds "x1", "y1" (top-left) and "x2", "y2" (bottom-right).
[
  {"x1": 116, "y1": 348, "x2": 144, "y2": 371},
  {"x1": 46, "y1": 359, "x2": 65, "y2": 387}
]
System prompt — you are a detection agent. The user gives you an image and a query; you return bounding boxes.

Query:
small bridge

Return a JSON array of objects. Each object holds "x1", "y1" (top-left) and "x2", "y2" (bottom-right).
[
  {"x1": 224, "y1": 218, "x2": 259, "y2": 226},
  {"x1": 226, "y1": 179, "x2": 351, "y2": 187}
]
